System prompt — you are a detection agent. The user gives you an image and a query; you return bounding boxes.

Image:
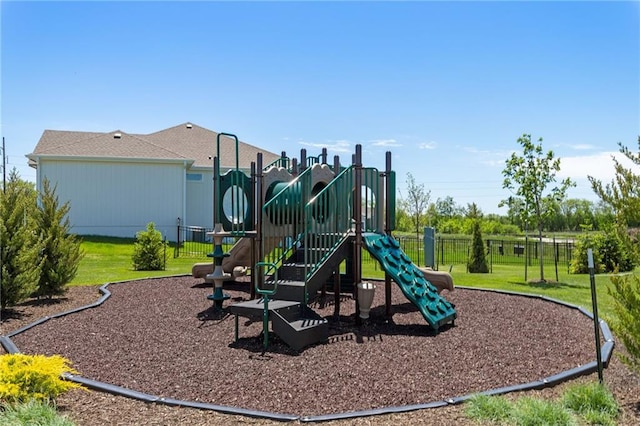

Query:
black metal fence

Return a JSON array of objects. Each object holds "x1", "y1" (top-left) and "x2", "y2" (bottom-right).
[{"x1": 175, "y1": 225, "x2": 575, "y2": 272}]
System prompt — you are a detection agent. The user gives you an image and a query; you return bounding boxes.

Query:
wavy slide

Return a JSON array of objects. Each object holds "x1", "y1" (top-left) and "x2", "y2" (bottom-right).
[{"x1": 362, "y1": 233, "x2": 457, "y2": 331}]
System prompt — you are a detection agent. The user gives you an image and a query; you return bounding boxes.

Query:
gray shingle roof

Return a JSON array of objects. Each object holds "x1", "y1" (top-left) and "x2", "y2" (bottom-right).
[{"x1": 29, "y1": 123, "x2": 280, "y2": 169}]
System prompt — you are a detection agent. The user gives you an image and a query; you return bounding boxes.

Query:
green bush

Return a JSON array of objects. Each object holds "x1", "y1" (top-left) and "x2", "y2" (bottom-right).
[
  {"x1": 0, "y1": 399, "x2": 75, "y2": 426},
  {"x1": 570, "y1": 232, "x2": 604, "y2": 274},
  {"x1": 608, "y1": 273, "x2": 640, "y2": 376},
  {"x1": 132, "y1": 222, "x2": 166, "y2": 271},
  {"x1": 0, "y1": 354, "x2": 84, "y2": 403},
  {"x1": 570, "y1": 225, "x2": 636, "y2": 274}
]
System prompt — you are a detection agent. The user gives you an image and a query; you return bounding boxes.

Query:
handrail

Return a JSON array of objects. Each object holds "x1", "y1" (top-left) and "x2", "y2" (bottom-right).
[
  {"x1": 263, "y1": 155, "x2": 290, "y2": 171},
  {"x1": 261, "y1": 166, "x2": 313, "y2": 269},
  {"x1": 302, "y1": 166, "x2": 384, "y2": 286},
  {"x1": 254, "y1": 262, "x2": 278, "y2": 350}
]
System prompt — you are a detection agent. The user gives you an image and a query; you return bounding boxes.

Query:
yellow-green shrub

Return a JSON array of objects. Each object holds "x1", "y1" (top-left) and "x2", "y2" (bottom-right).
[{"x1": 0, "y1": 353, "x2": 84, "y2": 403}]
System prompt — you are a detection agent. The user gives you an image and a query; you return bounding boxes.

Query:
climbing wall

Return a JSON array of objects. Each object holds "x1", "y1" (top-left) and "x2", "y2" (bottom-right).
[{"x1": 363, "y1": 233, "x2": 457, "y2": 331}]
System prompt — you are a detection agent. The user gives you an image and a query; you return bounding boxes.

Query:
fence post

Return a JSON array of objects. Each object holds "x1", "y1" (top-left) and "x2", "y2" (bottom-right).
[
  {"x1": 423, "y1": 227, "x2": 436, "y2": 268},
  {"x1": 176, "y1": 217, "x2": 181, "y2": 258}
]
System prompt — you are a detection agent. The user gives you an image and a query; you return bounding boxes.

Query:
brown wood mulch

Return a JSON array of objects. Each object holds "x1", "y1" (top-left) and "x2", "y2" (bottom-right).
[{"x1": 1, "y1": 276, "x2": 639, "y2": 425}]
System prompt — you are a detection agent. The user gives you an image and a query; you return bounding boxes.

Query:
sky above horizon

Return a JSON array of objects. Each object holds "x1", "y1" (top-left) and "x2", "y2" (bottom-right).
[{"x1": 2, "y1": 1, "x2": 639, "y2": 215}]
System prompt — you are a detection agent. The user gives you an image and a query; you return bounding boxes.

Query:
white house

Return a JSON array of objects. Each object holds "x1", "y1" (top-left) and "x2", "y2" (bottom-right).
[{"x1": 27, "y1": 123, "x2": 280, "y2": 240}]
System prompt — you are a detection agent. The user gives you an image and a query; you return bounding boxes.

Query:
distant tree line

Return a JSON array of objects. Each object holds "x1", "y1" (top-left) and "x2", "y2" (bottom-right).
[{"x1": 395, "y1": 189, "x2": 613, "y2": 237}]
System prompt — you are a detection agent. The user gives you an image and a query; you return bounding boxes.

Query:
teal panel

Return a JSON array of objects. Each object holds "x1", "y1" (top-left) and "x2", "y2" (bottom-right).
[
  {"x1": 362, "y1": 233, "x2": 456, "y2": 331},
  {"x1": 218, "y1": 170, "x2": 253, "y2": 232}
]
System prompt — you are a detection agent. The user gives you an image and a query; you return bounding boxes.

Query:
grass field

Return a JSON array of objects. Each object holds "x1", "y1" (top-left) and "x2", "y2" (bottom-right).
[{"x1": 71, "y1": 236, "x2": 630, "y2": 321}]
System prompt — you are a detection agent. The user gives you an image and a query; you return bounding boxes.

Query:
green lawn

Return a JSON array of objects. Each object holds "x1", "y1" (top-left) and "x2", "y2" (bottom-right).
[
  {"x1": 71, "y1": 236, "x2": 627, "y2": 321},
  {"x1": 70, "y1": 236, "x2": 202, "y2": 285}
]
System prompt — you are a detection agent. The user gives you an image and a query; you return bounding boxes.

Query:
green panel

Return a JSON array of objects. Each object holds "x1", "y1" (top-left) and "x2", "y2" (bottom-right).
[
  {"x1": 362, "y1": 233, "x2": 456, "y2": 331},
  {"x1": 218, "y1": 170, "x2": 253, "y2": 232}
]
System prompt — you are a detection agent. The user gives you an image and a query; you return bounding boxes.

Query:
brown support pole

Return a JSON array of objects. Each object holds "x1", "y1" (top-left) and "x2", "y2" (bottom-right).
[
  {"x1": 250, "y1": 161, "x2": 257, "y2": 300},
  {"x1": 384, "y1": 151, "x2": 392, "y2": 319},
  {"x1": 255, "y1": 153, "x2": 264, "y2": 298},
  {"x1": 354, "y1": 145, "x2": 363, "y2": 324},
  {"x1": 333, "y1": 265, "x2": 341, "y2": 318}
]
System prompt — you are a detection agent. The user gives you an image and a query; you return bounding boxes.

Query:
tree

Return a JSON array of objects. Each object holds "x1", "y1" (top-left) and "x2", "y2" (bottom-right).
[
  {"x1": 589, "y1": 137, "x2": 640, "y2": 227},
  {"x1": 0, "y1": 169, "x2": 41, "y2": 308},
  {"x1": 400, "y1": 172, "x2": 431, "y2": 240},
  {"x1": 132, "y1": 222, "x2": 166, "y2": 270},
  {"x1": 467, "y1": 203, "x2": 489, "y2": 273},
  {"x1": 34, "y1": 179, "x2": 83, "y2": 299},
  {"x1": 500, "y1": 134, "x2": 575, "y2": 282},
  {"x1": 608, "y1": 273, "x2": 640, "y2": 376}
]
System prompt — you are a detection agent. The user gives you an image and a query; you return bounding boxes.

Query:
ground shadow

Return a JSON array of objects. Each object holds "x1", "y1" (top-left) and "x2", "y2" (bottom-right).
[{"x1": 507, "y1": 280, "x2": 583, "y2": 290}]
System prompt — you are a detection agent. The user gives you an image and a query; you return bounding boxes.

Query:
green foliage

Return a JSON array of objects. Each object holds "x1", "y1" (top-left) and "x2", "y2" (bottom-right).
[
  {"x1": 570, "y1": 232, "x2": 604, "y2": 274},
  {"x1": 608, "y1": 273, "x2": 640, "y2": 375},
  {"x1": 570, "y1": 226, "x2": 636, "y2": 274},
  {"x1": 464, "y1": 382, "x2": 618, "y2": 426},
  {"x1": 399, "y1": 172, "x2": 431, "y2": 238},
  {"x1": 500, "y1": 134, "x2": 575, "y2": 281},
  {"x1": 0, "y1": 169, "x2": 42, "y2": 308},
  {"x1": 561, "y1": 382, "x2": 619, "y2": 426},
  {"x1": 464, "y1": 394, "x2": 512, "y2": 423},
  {"x1": 0, "y1": 399, "x2": 75, "y2": 426},
  {"x1": 132, "y1": 222, "x2": 166, "y2": 271},
  {"x1": 589, "y1": 136, "x2": 640, "y2": 227},
  {"x1": 468, "y1": 216, "x2": 488, "y2": 273},
  {"x1": 0, "y1": 354, "x2": 84, "y2": 403},
  {"x1": 33, "y1": 179, "x2": 84, "y2": 299}
]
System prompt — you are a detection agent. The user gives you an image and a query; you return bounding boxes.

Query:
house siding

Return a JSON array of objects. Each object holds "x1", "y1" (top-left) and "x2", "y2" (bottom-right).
[
  {"x1": 185, "y1": 169, "x2": 214, "y2": 228},
  {"x1": 39, "y1": 159, "x2": 184, "y2": 240}
]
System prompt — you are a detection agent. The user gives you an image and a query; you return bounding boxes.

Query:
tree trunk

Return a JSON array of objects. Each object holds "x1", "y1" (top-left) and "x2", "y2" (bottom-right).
[{"x1": 538, "y1": 224, "x2": 544, "y2": 281}]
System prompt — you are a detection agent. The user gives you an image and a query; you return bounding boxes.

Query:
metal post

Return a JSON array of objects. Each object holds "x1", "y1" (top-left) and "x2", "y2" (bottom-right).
[
  {"x1": 354, "y1": 145, "x2": 363, "y2": 323},
  {"x1": 385, "y1": 151, "x2": 392, "y2": 319},
  {"x1": 587, "y1": 248, "x2": 604, "y2": 383}
]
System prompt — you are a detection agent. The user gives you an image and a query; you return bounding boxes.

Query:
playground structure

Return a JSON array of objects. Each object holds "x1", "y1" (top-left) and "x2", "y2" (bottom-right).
[{"x1": 195, "y1": 133, "x2": 457, "y2": 350}]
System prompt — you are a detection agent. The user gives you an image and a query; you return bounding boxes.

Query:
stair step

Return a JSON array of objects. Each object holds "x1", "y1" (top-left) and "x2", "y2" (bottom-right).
[{"x1": 272, "y1": 307, "x2": 328, "y2": 350}]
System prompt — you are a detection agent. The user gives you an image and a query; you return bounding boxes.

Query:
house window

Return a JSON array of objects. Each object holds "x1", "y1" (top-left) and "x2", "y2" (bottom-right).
[{"x1": 186, "y1": 173, "x2": 203, "y2": 182}]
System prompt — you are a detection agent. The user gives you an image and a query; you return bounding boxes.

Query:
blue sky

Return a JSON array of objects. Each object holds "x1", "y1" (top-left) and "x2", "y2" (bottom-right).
[{"x1": 2, "y1": 1, "x2": 638, "y2": 215}]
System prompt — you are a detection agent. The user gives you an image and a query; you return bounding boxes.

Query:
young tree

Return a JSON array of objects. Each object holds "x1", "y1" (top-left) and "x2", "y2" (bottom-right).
[
  {"x1": 500, "y1": 134, "x2": 575, "y2": 282},
  {"x1": 467, "y1": 203, "x2": 489, "y2": 273},
  {"x1": 34, "y1": 179, "x2": 83, "y2": 299},
  {"x1": 400, "y1": 172, "x2": 431, "y2": 240},
  {"x1": 132, "y1": 222, "x2": 166, "y2": 270},
  {"x1": 0, "y1": 169, "x2": 41, "y2": 308}
]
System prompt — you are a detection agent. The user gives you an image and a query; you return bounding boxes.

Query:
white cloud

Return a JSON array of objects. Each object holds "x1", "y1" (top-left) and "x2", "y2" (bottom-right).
[
  {"x1": 299, "y1": 139, "x2": 352, "y2": 153},
  {"x1": 558, "y1": 151, "x2": 640, "y2": 183},
  {"x1": 370, "y1": 138, "x2": 402, "y2": 147},
  {"x1": 568, "y1": 143, "x2": 597, "y2": 151},
  {"x1": 419, "y1": 141, "x2": 437, "y2": 150}
]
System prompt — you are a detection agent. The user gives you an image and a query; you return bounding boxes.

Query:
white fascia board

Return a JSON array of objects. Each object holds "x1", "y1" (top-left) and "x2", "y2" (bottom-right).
[{"x1": 27, "y1": 154, "x2": 195, "y2": 167}]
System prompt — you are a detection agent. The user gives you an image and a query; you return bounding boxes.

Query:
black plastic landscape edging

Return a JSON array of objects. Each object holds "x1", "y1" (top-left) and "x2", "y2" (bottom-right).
[{"x1": 0, "y1": 279, "x2": 616, "y2": 423}]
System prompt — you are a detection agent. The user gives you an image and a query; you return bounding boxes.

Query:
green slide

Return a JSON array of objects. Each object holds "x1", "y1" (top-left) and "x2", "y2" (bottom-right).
[{"x1": 362, "y1": 233, "x2": 457, "y2": 331}]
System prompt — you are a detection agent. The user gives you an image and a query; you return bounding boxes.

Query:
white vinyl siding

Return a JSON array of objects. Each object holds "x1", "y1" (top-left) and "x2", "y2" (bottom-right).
[
  {"x1": 185, "y1": 169, "x2": 213, "y2": 228},
  {"x1": 38, "y1": 159, "x2": 184, "y2": 240}
]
